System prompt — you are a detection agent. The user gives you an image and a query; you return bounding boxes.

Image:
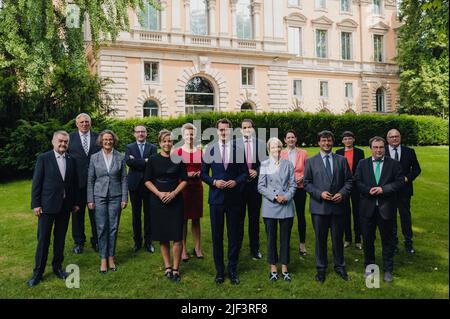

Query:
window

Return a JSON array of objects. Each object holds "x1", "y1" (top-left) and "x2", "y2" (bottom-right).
[
  {"x1": 373, "y1": 0, "x2": 382, "y2": 15},
  {"x1": 374, "y1": 34, "x2": 383, "y2": 62},
  {"x1": 345, "y1": 83, "x2": 353, "y2": 100},
  {"x1": 315, "y1": 0, "x2": 326, "y2": 10},
  {"x1": 185, "y1": 76, "x2": 215, "y2": 114},
  {"x1": 288, "y1": 0, "x2": 301, "y2": 6},
  {"x1": 341, "y1": 0, "x2": 350, "y2": 12},
  {"x1": 316, "y1": 30, "x2": 328, "y2": 58},
  {"x1": 139, "y1": 1, "x2": 160, "y2": 31},
  {"x1": 241, "y1": 67, "x2": 255, "y2": 87},
  {"x1": 143, "y1": 100, "x2": 159, "y2": 117},
  {"x1": 241, "y1": 102, "x2": 254, "y2": 112},
  {"x1": 376, "y1": 88, "x2": 385, "y2": 112},
  {"x1": 236, "y1": 0, "x2": 253, "y2": 39},
  {"x1": 144, "y1": 62, "x2": 159, "y2": 82},
  {"x1": 293, "y1": 80, "x2": 302, "y2": 97},
  {"x1": 320, "y1": 81, "x2": 328, "y2": 98},
  {"x1": 341, "y1": 32, "x2": 352, "y2": 60},
  {"x1": 191, "y1": 0, "x2": 208, "y2": 35},
  {"x1": 288, "y1": 27, "x2": 302, "y2": 56}
]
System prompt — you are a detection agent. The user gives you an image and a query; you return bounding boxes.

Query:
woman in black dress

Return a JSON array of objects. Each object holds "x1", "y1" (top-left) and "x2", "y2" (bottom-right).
[{"x1": 144, "y1": 129, "x2": 187, "y2": 282}]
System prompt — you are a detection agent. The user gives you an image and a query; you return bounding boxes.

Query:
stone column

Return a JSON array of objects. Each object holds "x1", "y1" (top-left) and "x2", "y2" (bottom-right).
[
  {"x1": 160, "y1": 0, "x2": 168, "y2": 31},
  {"x1": 252, "y1": 2, "x2": 261, "y2": 40},
  {"x1": 208, "y1": 0, "x2": 217, "y2": 35},
  {"x1": 184, "y1": 0, "x2": 191, "y2": 33}
]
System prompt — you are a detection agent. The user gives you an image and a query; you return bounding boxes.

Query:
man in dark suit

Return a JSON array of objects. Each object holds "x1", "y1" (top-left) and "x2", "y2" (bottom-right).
[
  {"x1": 336, "y1": 131, "x2": 365, "y2": 249},
  {"x1": 385, "y1": 129, "x2": 421, "y2": 254},
  {"x1": 354, "y1": 136, "x2": 404, "y2": 282},
  {"x1": 28, "y1": 131, "x2": 79, "y2": 287},
  {"x1": 201, "y1": 118, "x2": 249, "y2": 285},
  {"x1": 67, "y1": 113, "x2": 101, "y2": 254},
  {"x1": 304, "y1": 130, "x2": 353, "y2": 283},
  {"x1": 235, "y1": 119, "x2": 268, "y2": 260},
  {"x1": 125, "y1": 125, "x2": 157, "y2": 253}
]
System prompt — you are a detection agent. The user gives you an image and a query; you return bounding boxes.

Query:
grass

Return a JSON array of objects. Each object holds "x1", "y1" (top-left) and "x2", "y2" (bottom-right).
[{"x1": 0, "y1": 146, "x2": 448, "y2": 299}]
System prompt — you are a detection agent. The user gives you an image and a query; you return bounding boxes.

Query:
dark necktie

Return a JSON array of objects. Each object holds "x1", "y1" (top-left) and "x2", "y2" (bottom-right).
[
  {"x1": 139, "y1": 143, "x2": 144, "y2": 158},
  {"x1": 325, "y1": 155, "x2": 332, "y2": 180},
  {"x1": 394, "y1": 147, "x2": 399, "y2": 161}
]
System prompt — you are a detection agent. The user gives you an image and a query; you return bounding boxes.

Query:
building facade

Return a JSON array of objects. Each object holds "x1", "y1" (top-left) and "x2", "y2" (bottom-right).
[{"x1": 86, "y1": 0, "x2": 401, "y2": 118}]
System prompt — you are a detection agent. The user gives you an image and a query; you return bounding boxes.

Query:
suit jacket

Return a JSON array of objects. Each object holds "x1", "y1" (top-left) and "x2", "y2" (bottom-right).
[
  {"x1": 234, "y1": 137, "x2": 268, "y2": 189},
  {"x1": 280, "y1": 147, "x2": 308, "y2": 188},
  {"x1": 257, "y1": 158, "x2": 296, "y2": 219},
  {"x1": 67, "y1": 131, "x2": 101, "y2": 189},
  {"x1": 125, "y1": 141, "x2": 157, "y2": 191},
  {"x1": 87, "y1": 149, "x2": 128, "y2": 203},
  {"x1": 384, "y1": 145, "x2": 421, "y2": 197},
  {"x1": 303, "y1": 152, "x2": 353, "y2": 215},
  {"x1": 354, "y1": 157, "x2": 405, "y2": 220},
  {"x1": 335, "y1": 147, "x2": 365, "y2": 175},
  {"x1": 31, "y1": 151, "x2": 77, "y2": 214},
  {"x1": 201, "y1": 142, "x2": 249, "y2": 206}
]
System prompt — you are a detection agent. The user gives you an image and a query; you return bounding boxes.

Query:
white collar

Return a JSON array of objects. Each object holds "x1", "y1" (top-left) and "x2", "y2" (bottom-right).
[
  {"x1": 54, "y1": 151, "x2": 66, "y2": 158},
  {"x1": 320, "y1": 151, "x2": 332, "y2": 159},
  {"x1": 79, "y1": 130, "x2": 90, "y2": 137}
]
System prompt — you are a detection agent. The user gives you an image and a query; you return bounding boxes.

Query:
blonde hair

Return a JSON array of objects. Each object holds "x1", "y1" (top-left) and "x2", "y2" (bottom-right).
[
  {"x1": 158, "y1": 129, "x2": 172, "y2": 142},
  {"x1": 267, "y1": 137, "x2": 283, "y2": 151},
  {"x1": 181, "y1": 123, "x2": 197, "y2": 135}
]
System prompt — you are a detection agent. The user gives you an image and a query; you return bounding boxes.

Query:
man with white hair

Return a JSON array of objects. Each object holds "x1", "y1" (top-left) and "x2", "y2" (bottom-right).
[
  {"x1": 29, "y1": 131, "x2": 79, "y2": 286},
  {"x1": 385, "y1": 129, "x2": 421, "y2": 254},
  {"x1": 68, "y1": 113, "x2": 101, "y2": 254}
]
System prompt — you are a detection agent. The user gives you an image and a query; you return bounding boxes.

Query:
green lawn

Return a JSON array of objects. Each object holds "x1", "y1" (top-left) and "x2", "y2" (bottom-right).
[{"x1": 0, "y1": 146, "x2": 448, "y2": 299}]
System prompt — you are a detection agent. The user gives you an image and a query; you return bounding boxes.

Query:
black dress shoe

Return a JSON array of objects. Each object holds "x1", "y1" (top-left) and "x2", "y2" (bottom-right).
[
  {"x1": 73, "y1": 245, "x2": 83, "y2": 254},
  {"x1": 251, "y1": 251, "x2": 262, "y2": 260},
  {"x1": 145, "y1": 243, "x2": 155, "y2": 253},
  {"x1": 192, "y1": 248, "x2": 204, "y2": 259},
  {"x1": 229, "y1": 272, "x2": 240, "y2": 285},
  {"x1": 53, "y1": 268, "x2": 68, "y2": 280},
  {"x1": 27, "y1": 274, "x2": 43, "y2": 287},
  {"x1": 214, "y1": 273, "x2": 225, "y2": 284},
  {"x1": 91, "y1": 241, "x2": 99, "y2": 252},
  {"x1": 335, "y1": 269, "x2": 350, "y2": 281},
  {"x1": 405, "y1": 245, "x2": 416, "y2": 254},
  {"x1": 393, "y1": 246, "x2": 399, "y2": 254},
  {"x1": 132, "y1": 245, "x2": 141, "y2": 253},
  {"x1": 315, "y1": 272, "x2": 326, "y2": 283}
]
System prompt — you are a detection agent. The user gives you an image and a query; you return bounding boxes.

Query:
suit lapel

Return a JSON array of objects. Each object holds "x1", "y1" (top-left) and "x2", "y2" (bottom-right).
[
  {"x1": 367, "y1": 158, "x2": 377, "y2": 186},
  {"x1": 331, "y1": 153, "x2": 338, "y2": 184},
  {"x1": 50, "y1": 152, "x2": 64, "y2": 182},
  {"x1": 352, "y1": 149, "x2": 358, "y2": 172},
  {"x1": 378, "y1": 158, "x2": 390, "y2": 185}
]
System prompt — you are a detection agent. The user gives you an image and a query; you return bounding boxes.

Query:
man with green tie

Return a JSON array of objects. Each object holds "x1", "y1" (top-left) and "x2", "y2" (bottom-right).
[{"x1": 354, "y1": 137, "x2": 404, "y2": 283}]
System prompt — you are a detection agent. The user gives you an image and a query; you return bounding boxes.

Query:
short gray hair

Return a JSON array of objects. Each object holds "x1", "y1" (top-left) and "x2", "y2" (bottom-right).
[
  {"x1": 75, "y1": 113, "x2": 91, "y2": 122},
  {"x1": 53, "y1": 130, "x2": 69, "y2": 141}
]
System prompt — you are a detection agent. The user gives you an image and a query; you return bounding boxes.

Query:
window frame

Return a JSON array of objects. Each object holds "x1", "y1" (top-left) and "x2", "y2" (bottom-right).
[
  {"x1": 143, "y1": 99, "x2": 160, "y2": 117},
  {"x1": 241, "y1": 66, "x2": 256, "y2": 88},
  {"x1": 143, "y1": 61, "x2": 160, "y2": 83},
  {"x1": 319, "y1": 80, "x2": 329, "y2": 98},
  {"x1": 315, "y1": 29, "x2": 328, "y2": 59}
]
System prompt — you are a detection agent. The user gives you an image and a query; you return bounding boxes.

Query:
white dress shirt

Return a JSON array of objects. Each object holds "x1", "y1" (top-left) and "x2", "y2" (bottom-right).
[
  {"x1": 54, "y1": 151, "x2": 66, "y2": 181},
  {"x1": 320, "y1": 151, "x2": 333, "y2": 175},
  {"x1": 388, "y1": 145, "x2": 401, "y2": 161},
  {"x1": 102, "y1": 149, "x2": 113, "y2": 173},
  {"x1": 219, "y1": 141, "x2": 231, "y2": 163},
  {"x1": 79, "y1": 130, "x2": 91, "y2": 153}
]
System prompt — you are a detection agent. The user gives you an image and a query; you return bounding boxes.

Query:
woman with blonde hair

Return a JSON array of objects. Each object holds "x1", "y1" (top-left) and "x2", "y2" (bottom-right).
[
  {"x1": 174, "y1": 123, "x2": 204, "y2": 262},
  {"x1": 144, "y1": 129, "x2": 187, "y2": 282}
]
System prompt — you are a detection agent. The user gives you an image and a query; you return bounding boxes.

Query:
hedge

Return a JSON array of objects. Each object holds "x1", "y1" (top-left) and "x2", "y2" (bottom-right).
[{"x1": 0, "y1": 112, "x2": 447, "y2": 180}]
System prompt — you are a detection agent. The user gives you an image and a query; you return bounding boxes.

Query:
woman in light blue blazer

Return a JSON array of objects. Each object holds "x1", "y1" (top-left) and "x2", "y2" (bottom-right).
[
  {"x1": 87, "y1": 130, "x2": 128, "y2": 274},
  {"x1": 258, "y1": 137, "x2": 296, "y2": 282}
]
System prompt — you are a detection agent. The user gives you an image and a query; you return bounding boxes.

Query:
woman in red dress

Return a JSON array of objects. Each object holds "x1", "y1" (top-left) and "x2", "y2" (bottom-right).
[{"x1": 175, "y1": 123, "x2": 204, "y2": 261}]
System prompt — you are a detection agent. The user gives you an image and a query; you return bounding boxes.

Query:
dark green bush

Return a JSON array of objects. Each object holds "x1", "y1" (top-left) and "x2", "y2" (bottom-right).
[{"x1": 1, "y1": 113, "x2": 447, "y2": 180}]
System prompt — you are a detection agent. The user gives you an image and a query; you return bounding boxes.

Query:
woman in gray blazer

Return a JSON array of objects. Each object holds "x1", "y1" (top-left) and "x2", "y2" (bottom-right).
[
  {"x1": 258, "y1": 137, "x2": 296, "y2": 282},
  {"x1": 87, "y1": 130, "x2": 128, "y2": 274}
]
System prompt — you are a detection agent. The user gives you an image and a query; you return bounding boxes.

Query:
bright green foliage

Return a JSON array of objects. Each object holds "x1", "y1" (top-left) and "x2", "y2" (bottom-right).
[{"x1": 396, "y1": 0, "x2": 449, "y2": 118}]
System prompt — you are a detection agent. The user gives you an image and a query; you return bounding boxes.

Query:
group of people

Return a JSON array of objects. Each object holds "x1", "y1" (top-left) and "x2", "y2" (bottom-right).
[{"x1": 28, "y1": 113, "x2": 421, "y2": 287}]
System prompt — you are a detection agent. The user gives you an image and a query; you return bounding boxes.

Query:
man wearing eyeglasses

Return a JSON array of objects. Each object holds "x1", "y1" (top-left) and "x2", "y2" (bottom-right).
[{"x1": 385, "y1": 129, "x2": 422, "y2": 255}]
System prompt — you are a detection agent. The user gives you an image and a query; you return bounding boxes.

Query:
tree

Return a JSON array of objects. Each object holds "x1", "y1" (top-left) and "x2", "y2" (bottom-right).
[{"x1": 396, "y1": 0, "x2": 449, "y2": 118}]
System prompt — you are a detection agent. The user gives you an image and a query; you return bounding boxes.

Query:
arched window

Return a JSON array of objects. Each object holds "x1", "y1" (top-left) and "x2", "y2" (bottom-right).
[
  {"x1": 185, "y1": 76, "x2": 215, "y2": 114},
  {"x1": 241, "y1": 102, "x2": 254, "y2": 112},
  {"x1": 375, "y1": 88, "x2": 385, "y2": 112},
  {"x1": 143, "y1": 100, "x2": 159, "y2": 117},
  {"x1": 138, "y1": 1, "x2": 160, "y2": 31},
  {"x1": 236, "y1": 0, "x2": 253, "y2": 39},
  {"x1": 191, "y1": 0, "x2": 208, "y2": 35}
]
